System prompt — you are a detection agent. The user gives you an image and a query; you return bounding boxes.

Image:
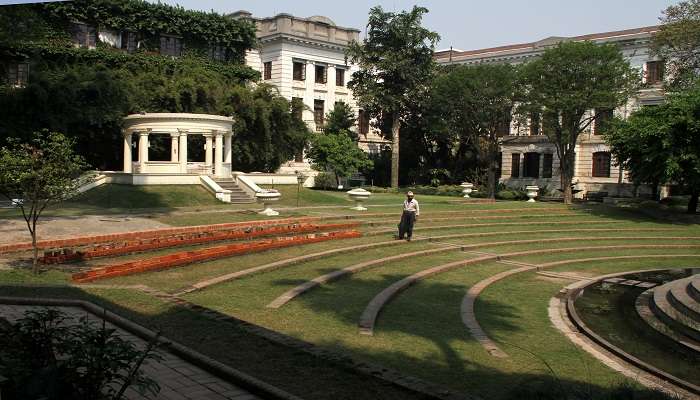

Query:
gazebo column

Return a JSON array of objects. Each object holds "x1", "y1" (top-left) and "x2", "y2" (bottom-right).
[
  {"x1": 214, "y1": 130, "x2": 224, "y2": 178},
  {"x1": 178, "y1": 129, "x2": 188, "y2": 173},
  {"x1": 138, "y1": 130, "x2": 149, "y2": 173},
  {"x1": 122, "y1": 131, "x2": 132, "y2": 173},
  {"x1": 170, "y1": 132, "x2": 179, "y2": 162},
  {"x1": 204, "y1": 133, "x2": 213, "y2": 174},
  {"x1": 223, "y1": 132, "x2": 232, "y2": 176}
]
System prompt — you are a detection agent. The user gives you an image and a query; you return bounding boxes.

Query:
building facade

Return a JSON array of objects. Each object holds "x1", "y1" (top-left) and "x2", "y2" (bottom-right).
[
  {"x1": 233, "y1": 11, "x2": 389, "y2": 174},
  {"x1": 435, "y1": 26, "x2": 665, "y2": 198}
]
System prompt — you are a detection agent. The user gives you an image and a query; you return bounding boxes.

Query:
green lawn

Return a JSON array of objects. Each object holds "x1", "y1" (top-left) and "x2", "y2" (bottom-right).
[{"x1": 1, "y1": 198, "x2": 698, "y2": 400}]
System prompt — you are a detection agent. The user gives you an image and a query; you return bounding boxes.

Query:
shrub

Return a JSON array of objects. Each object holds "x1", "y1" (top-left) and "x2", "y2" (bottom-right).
[
  {"x1": 0, "y1": 309, "x2": 161, "y2": 400},
  {"x1": 314, "y1": 172, "x2": 338, "y2": 190}
]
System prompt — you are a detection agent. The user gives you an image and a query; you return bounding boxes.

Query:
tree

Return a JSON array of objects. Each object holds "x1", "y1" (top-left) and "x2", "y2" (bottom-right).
[
  {"x1": 306, "y1": 133, "x2": 373, "y2": 186},
  {"x1": 653, "y1": 0, "x2": 700, "y2": 89},
  {"x1": 324, "y1": 101, "x2": 357, "y2": 139},
  {"x1": 228, "y1": 84, "x2": 311, "y2": 172},
  {"x1": 606, "y1": 82, "x2": 700, "y2": 213},
  {"x1": 346, "y1": 6, "x2": 439, "y2": 189},
  {"x1": 0, "y1": 131, "x2": 90, "y2": 271},
  {"x1": 430, "y1": 64, "x2": 521, "y2": 199},
  {"x1": 520, "y1": 41, "x2": 639, "y2": 204}
]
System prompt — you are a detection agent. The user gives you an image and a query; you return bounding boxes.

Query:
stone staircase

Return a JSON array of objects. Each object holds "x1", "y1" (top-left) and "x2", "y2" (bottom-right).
[
  {"x1": 213, "y1": 178, "x2": 255, "y2": 204},
  {"x1": 638, "y1": 274, "x2": 700, "y2": 352}
]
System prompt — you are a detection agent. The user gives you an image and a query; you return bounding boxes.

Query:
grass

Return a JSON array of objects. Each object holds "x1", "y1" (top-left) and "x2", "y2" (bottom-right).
[{"x1": 1, "y1": 198, "x2": 699, "y2": 399}]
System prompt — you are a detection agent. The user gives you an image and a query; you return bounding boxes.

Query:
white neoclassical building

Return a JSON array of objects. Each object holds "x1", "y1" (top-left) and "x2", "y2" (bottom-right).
[
  {"x1": 435, "y1": 26, "x2": 665, "y2": 198},
  {"x1": 232, "y1": 11, "x2": 390, "y2": 174}
]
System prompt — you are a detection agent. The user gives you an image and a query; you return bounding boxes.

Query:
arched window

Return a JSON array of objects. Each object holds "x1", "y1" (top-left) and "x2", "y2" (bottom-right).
[{"x1": 592, "y1": 152, "x2": 611, "y2": 178}]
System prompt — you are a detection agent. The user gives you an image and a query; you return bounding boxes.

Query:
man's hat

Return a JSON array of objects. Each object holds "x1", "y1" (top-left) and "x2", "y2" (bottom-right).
[{"x1": 407, "y1": 191, "x2": 414, "y2": 196}]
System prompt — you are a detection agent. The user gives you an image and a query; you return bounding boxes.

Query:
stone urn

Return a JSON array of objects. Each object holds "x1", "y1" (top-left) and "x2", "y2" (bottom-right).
[
  {"x1": 460, "y1": 182, "x2": 474, "y2": 198},
  {"x1": 347, "y1": 188, "x2": 371, "y2": 211},
  {"x1": 525, "y1": 185, "x2": 539, "y2": 202},
  {"x1": 256, "y1": 189, "x2": 282, "y2": 216}
]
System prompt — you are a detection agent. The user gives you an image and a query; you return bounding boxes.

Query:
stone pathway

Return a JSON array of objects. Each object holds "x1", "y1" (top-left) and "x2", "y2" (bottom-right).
[
  {"x1": 0, "y1": 215, "x2": 170, "y2": 245},
  {"x1": 0, "y1": 304, "x2": 260, "y2": 400}
]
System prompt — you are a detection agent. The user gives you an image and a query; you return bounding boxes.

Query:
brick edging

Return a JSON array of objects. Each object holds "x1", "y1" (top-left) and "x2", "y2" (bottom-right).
[{"x1": 0, "y1": 296, "x2": 303, "y2": 400}]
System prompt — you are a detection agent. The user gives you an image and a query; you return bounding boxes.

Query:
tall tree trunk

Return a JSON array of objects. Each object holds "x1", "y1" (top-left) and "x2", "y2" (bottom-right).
[
  {"x1": 688, "y1": 190, "x2": 699, "y2": 214},
  {"x1": 390, "y1": 113, "x2": 400, "y2": 189},
  {"x1": 31, "y1": 220, "x2": 38, "y2": 274},
  {"x1": 487, "y1": 140, "x2": 497, "y2": 200},
  {"x1": 560, "y1": 154, "x2": 573, "y2": 205}
]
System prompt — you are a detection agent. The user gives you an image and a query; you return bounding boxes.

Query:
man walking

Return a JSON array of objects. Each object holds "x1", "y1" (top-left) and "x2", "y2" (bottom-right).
[{"x1": 398, "y1": 191, "x2": 419, "y2": 241}]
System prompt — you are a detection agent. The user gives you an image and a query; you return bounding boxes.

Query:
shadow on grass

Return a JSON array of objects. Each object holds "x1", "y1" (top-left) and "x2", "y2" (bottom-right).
[
  {"x1": 0, "y1": 281, "x2": 683, "y2": 400},
  {"x1": 571, "y1": 202, "x2": 700, "y2": 226}
]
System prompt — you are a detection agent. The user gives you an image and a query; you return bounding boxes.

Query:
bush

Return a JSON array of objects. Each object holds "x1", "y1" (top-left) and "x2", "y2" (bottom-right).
[
  {"x1": 496, "y1": 188, "x2": 528, "y2": 201},
  {"x1": 0, "y1": 309, "x2": 161, "y2": 400},
  {"x1": 314, "y1": 172, "x2": 338, "y2": 189}
]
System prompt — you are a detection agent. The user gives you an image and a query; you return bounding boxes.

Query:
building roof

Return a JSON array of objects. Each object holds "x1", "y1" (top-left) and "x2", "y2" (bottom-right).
[{"x1": 435, "y1": 25, "x2": 660, "y2": 61}]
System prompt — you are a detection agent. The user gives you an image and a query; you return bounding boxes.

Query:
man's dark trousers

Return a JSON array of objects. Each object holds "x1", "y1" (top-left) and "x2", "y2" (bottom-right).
[{"x1": 398, "y1": 211, "x2": 416, "y2": 239}]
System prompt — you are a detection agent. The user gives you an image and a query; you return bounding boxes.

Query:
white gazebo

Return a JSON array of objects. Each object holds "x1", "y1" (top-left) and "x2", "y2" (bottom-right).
[{"x1": 121, "y1": 113, "x2": 234, "y2": 180}]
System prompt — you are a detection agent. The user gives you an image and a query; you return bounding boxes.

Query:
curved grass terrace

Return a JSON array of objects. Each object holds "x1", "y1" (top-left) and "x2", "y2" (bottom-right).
[{"x1": 1, "y1": 187, "x2": 699, "y2": 400}]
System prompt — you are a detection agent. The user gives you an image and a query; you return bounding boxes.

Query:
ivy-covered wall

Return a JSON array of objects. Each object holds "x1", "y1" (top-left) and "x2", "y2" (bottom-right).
[{"x1": 0, "y1": 1, "x2": 311, "y2": 173}]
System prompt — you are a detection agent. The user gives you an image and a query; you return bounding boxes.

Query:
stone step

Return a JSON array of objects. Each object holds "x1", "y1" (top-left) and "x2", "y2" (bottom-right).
[
  {"x1": 668, "y1": 275, "x2": 700, "y2": 323},
  {"x1": 636, "y1": 290, "x2": 700, "y2": 353},
  {"x1": 211, "y1": 178, "x2": 255, "y2": 203},
  {"x1": 651, "y1": 277, "x2": 700, "y2": 342},
  {"x1": 689, "y1": 276, "x2": 700, "y2": 302}
]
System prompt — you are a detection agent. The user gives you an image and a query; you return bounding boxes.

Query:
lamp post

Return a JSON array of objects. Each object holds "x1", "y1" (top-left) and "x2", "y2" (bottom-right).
[{"x1": 295, "y1": 170, "x2": 305, "y2": 207}]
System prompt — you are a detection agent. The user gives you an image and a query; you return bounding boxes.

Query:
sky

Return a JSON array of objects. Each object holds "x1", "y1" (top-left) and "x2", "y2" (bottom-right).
[{"x1": 0, "y1": 0, "x2": 678, "y2": 50}]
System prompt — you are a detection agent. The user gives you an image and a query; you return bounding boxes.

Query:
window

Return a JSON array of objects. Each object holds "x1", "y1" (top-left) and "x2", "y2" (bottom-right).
[
  {"x1": 358, "y1": 109, "x2": 370, "y2": 136},
  {"x1": 263, "y1": 61, "x2": 272, "y2": 80},
  {"x1": 5, "y1": 63, "x2": 28, "y2": 87},
  {"x1": 511, "y1": 154, "x2": 521, "y2": 178},
  {"x1": 594, "y1": 108, "x2": 614, "y2": 135},
  {"x1": 315, "y1": 64, "x2": 327, "y2": 84},
  {"x1": 314, "y1": 99, "x2": 325, "y2": 131},
  {"x1": 293, "y1": 61, "x2": 305, "y2": 81},
  {"x1": 72, "y1": 23, "x2": 96, "y2": 48},
  {"x1": 542, "y1": 154, "x2": 553, "y2": 178},
  {"x1": 592, "y1": 152, "x2": 611, "y2": 178},
  {"x1": 645, "y1": 61, "x2": 664, "y2": 85},
  {"x1": 209, "y1": 45, "x2": 228, "y2": 61},
  {"x1": 496, "y1": 109, "x2": 512, "y2": 136},
  {"x1": 523, "y1": 152, "x2": 540, "y2": 178},
  {"x1": 121, "y1": 31, "x2": 137, "y2": 53},
  {"x1": 160, "y1": 35, "x2": 182, "y2": 57},
  {"x1": 529, "y1": 112, "x2": 540, "y2": 136},
  {"x1": 336, "y1": 68, "x2": 345, "y2": 87}
]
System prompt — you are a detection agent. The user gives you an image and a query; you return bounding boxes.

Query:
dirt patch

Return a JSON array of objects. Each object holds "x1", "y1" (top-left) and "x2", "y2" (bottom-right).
[{"x1": 0, "y1": 215, "x2": 170, "y2": 245}]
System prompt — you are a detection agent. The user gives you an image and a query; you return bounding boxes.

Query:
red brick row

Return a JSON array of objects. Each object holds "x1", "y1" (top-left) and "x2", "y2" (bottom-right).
[
  {"x1": 40, "y1": 222, "x2": 359, "y2": 264},
  {"x1": 0, "y1": 217, "x2": 324, "y2": 254},
  {"x1": 71, "y1": 230, "x2": 361, "y2": 283}
]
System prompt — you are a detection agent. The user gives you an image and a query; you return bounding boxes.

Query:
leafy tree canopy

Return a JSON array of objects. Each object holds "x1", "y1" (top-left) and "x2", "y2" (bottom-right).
[
  {"x1": 520, "y1": 41, "x2": 639, "y2": 203},
  {"x1": 653, "y1": 0, "x2": 700, "y2": 89},
  {"x1": 324, "y1": 101, "x2": 357, "y2": 140},
  {"x1": 606, "y1": 82, "x2": 700, "y2": 213},
  {"x1": 430, "y1": 64, "x2": 521, "y2": 198},
  {"x1": 0, "y1": 131, "x2": 90, "y2": 270},
  {"x1": 346, "y1": 5, "x2": 439, "y2": 188},
  {"x1": 307, "y1": 133, "x2": 373, "y2": 186}
]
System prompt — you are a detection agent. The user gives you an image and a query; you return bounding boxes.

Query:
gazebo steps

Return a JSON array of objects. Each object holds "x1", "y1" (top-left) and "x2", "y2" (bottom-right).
[
  {"x1": 213, "y1": 178, "x2": 255, "y2": 203},
  {"x1": 649, "y1": 275, "x2": 700, "y2": 343}
]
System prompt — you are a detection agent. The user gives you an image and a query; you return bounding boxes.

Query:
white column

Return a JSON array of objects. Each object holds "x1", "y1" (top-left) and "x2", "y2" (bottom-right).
[
  {"x1": 204, "y1": 134, "x2": 213, "y2": 172},
  {"x1": 178, "y1": 129, "x2": 188, "y2": 173},
  {"x1": 223, "y1": 132, "x2": 232, "y2": 177},
  {"x1": 138, "y1": 131, "x2": 149, "y2": 173},
  {"x1": 224, "y1": 132, "x2": 232, "y2": 164},
  {"x1": 123, "y1": 131, "x2": 132, "y2": 173},
  {"x1": 214, "y1": 130, "x2": 224, "y2": 177},
  {"x1": 170, "y1": 133, "x2": 179, "y2": 162}
]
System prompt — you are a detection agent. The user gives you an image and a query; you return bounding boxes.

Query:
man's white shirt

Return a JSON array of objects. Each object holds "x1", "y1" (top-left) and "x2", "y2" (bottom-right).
[{"x1": 403, "y1": 199, "x2": 420, "y2": 216}]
